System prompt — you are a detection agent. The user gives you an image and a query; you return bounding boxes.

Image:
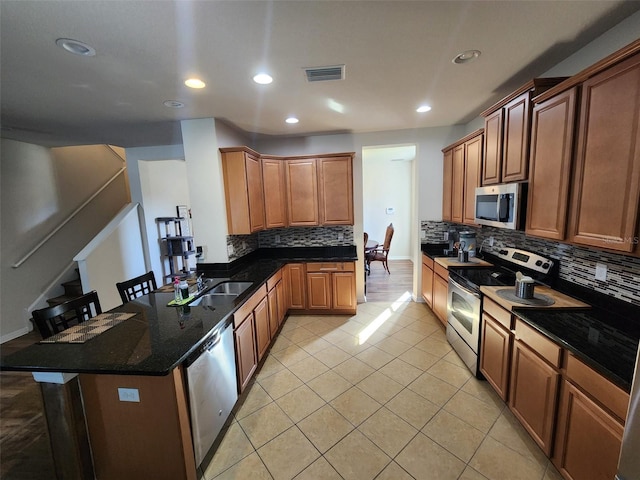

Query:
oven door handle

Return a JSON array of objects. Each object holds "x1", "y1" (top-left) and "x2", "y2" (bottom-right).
[{"x1": 449, "y1": 278, "x2": 481, "y2": 299}]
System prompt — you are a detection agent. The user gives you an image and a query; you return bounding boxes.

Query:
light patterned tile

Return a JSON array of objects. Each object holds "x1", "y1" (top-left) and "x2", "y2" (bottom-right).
[
  {"x1": 234, "y1": 383, "x2": 273, "y2": 420},
  {"x1": 441, "y1": 349, "x2": 467, "y2": 368},
  {"x1": 282, "y1": 326, "x2": 317, "y2": 344},
  {"x1": 238, "y1": 402, "x2": 293, "y2": 448},
  {"x1": 543, "y1": 463, "x2": 564, "y2": 480},
  {"x1": 375, "y1": 461, "x2": 416, "y2": 480},
  {"x1": 297, "y1": 404, "x2": 354, "y2": 453},
  {"x1": 389, "y1": 327, "x2": 427, "y2": 346},
  {"x1": 312, "y1": 345, "x2": 352, "y2": 368},
  {"x1": 258, "y1": 368, "x2": 304, "y2": 399},
  {"x1": 358, "y1": 407, "x2": 418, "y2": 457},
  {"x1": 355, "y1": 346, "x2": 395, "y2": 369},
  {"x1": 203, "y1": 422, "x2": 255, "y2": 479},
  {"x1": 272, "y1": 345, "x2": 310, "y2": 368},
  {"x1": 307, "y1": 370, "x2": 352, "y2": 402},
  {"x1": 470, "y1": 436, "x2": 547, "y2": 480},
  {"x1": 422, "y1": 410, "x2": 485, "y2": 462},
  {"x1": 269, "y1": 335, "x2": 295, "y2": 353},
  {"x1": 297, "y1": 335, "x2": 332, "y2": 355},
  {"x1": 407, "y1": 372, "x2": 458, "y2": 407},
  {"x1": 428, "y1": 359, "x2": 472, "y2": 388},
  {"x1": 332, "y1": 356, "x2": 375, "y2": 384},
  {"x1": 275, "y1": 384, "x2": 326, "y2": 423},
  {"x1": 488, "y1": 409, "x2": 547, "y2": 466},
  {"x1": 331, "y1": 335, "x2": 369, "y2": 356},
  {"x1": 459, "y1": 466, "x2": 490, "y2": 480},
  {"x1": 379, "y1": 358, "x2": 423, "y2": 386},
  {"x1": 330, "y1": 387, "x2": 382, "y2": 426},
  {"x1": 324, "y1": 429, "x2": 391, "y2": 480},
  {"x1": 211, "y1": 451, "x2": 272, "y2": 480},
  {"x1": 288, "y1": 355, "x2": 329, "y2": 383},
  {"x1": 255, "y1": 356, "x2": 286, "y2": 380},
  {"x1": 338, "y1": 320, "x2": 368, "y2": 336},
  {"x1": 460, "y1": 377, "x2": 504, "y2": 410},
  {"x1": 257, "y1": 427, "x2": 319, "y2": 480},
  {"x1": 413, "y1": 336, "x2": 452, "y2": 357},
  {"x1": 303, "y1": 320, "x2": 335, "y2": 336},
  {"x1": 399, "y1": 347, "x2": 440, "y2": 371},
  {"x1": 294, "y1": 457, "x2": 342, "y2": 480},
  {"x1": 386, "y1": 388, "x2": 440, "y2": 430},
  {"x1": 396, "y1": 432, "x2": 466, "y2": 480},
  {"x1": 374, "y1": 336, "x2": 413, "y2": 357},
  {"x1": 404, "y1": 319, "x2": 441, "y2": 336},
  {"x1": 356, "y1": 371, "x2": 404, "y2": 404},
  {"x1": 444, "y1": 390, "x2": 502, "y2": 433}
]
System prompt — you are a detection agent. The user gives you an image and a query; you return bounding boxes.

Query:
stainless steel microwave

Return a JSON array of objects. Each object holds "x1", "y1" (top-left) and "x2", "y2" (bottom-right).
[{"x1": 474, "y1": 183, "x2": 523, "y2": 229}]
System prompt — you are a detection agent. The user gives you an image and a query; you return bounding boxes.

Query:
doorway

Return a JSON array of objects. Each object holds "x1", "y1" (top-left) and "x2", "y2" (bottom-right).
[{"x1": 362, "y1": 144, "x2": 416, "y2": 298}]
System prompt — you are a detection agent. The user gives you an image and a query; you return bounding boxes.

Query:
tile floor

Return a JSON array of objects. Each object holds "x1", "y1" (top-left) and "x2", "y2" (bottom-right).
[{"x1": 200, "y1": 299, "x2": 564, "y2": 480}]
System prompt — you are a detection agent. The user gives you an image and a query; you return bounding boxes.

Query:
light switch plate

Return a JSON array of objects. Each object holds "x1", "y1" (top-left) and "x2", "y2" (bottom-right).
[
  {"x1": 118, "y1": 388, "x2": 140, "y2": 402},
  {"x1": 595, "y1": 263, "x2": 607, "y2": 281},
  {"x1": 420, "y1": 230, "x2": 426, "y2": 239},
  {"x1": 227, "y1": 244, "x2": 234, "y2": 256}
]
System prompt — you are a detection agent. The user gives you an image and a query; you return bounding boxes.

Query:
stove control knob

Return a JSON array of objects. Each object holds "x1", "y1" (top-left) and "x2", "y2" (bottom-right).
[
  {"x1": 499, "y1": 249, "x2": 508, "y2": 255},
  {"x1": 535, "y1": 260, "x2": 543, "y2": 266},
  {"x1": 542, "y1": 262, "x2": 550, "y2": 269}
]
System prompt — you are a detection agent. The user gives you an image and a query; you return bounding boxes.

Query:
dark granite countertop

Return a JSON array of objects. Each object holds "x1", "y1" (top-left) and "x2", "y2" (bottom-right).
[
  {"x1": 0, "y1": 247, "x2": 357, "y2": 376},
  {"x1": 420, "y1": 242, "x2": 453, "y2": 259},
  {"x1": 514, "y1": 307, "x2": 640, "y2": 391}
]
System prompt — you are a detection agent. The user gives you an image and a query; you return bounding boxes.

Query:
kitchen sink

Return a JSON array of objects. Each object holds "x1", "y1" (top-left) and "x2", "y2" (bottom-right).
[
  {"x1": 209, "y1": 281, "x2": 253, "y2": 295},
  {"x1": 190, "y1": 293, "x2": 239, "y2": 306}
]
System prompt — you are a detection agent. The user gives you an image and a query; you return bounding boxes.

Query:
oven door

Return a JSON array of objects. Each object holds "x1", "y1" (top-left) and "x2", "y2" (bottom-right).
[{"x1": 447, "y1": 277, "x2": 481, "y2": 353}]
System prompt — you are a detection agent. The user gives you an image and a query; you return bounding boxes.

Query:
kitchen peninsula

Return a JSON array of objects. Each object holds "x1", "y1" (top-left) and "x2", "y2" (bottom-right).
[{"x1": 1, "y1": 247, "x2": 357, "y2": 480}]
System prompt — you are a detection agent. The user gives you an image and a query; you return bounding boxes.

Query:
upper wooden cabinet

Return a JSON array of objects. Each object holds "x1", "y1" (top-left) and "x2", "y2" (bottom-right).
[
  {"x1": 262, "y1": 157, "x2": 288, "y2": 229},
  {"x1": 220, "y1": 148, "x2": 265, "y2": 234},
  {"x1": 318, "y1": 156, "x2": 354, "y2": 225},
  {"x1": 481, "y1": 78, "x2": 566, "y2": 185},
  {"x1": 285, "y1": 158, "x2": 319, "y2": 226},
  {"x1": 567, "y1": 52, "x2": 640, "y2": 253},
  {"x1": 442, "y1": 130, "x2": 483, "y2": 225},
  {"x1": 526, "y1": 88, "x2": 578, "y2": 240}
]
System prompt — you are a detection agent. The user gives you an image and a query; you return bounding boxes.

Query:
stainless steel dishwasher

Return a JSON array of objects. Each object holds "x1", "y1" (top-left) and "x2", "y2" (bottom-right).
[{"x1": 184, "y1": 320, "x2": 238, "y2": 466}]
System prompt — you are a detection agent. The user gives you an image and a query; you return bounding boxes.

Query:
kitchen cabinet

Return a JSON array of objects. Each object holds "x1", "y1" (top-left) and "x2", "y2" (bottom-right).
[
  {"x1": 567, "y1": 52, "x2": 640, "y2": 253},
  {"x1": 553, "y1": 354, "x2": 628, "y2": 480},
  {"x1": 285, "y1": 158, "x2": 319, "y2": 226},
  {"x1": 526, "y1": 88, "x2": 577, "y2": 240},
  {"x1": 442, "y1": 130, "x2": 483, "y2": 225},
  {"x1": 421, "y1": 254, "x2": 434, "y2": 308},
  {"x1": 432, "y1": 263, "x2": 449, "y2": 326},
  {"x1": 220, "y1": 148, "x2": 265, "y2": 234},
  {"x1": 267, "y1": 270, "x2": 283, "y2": 336},
  {"x1": 286, "y1": 263, "x2": 307, "y2": 310},
  {"x1": 276, "y1": 279, "x2": 286, "y2": 327},
  {"x1": 442, "y1": 149, "x2": 453, "y2": 221},
  {"x1": 481, "y1": 78, "x2": 565, "y2": 185},
  {"x1": 262, "y1": 157, "x2": 288, "y2": 229},
  {"x1": 479, "y1": 299, "x2": 513, "y2": 401},
  {"x1": 508, "y1": 319, "x2": 562, "y2": 456},
  {"x1": 306, "y1": 263, "x2": 356, "y2": 313},
  {"x1": 234, "y1": 313, "x2": 257, "y2": 394},
  {"x1": 254, "y1": 297, "x2": 270, "y2": 361},
  {"x1": 318, "y1": 156, "x2": 354, "y2": 225}
]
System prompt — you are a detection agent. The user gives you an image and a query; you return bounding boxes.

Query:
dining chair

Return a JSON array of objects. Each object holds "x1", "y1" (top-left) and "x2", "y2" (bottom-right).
[
  {"x1": 32, "y1": 291, "x2": 102, "y2": 339},
  {"x1": 368, "y1": 223, "x2": 394, "y2": 275},
  {"x1": 116, "y1": 271, "x2": 157, "y2": 304}
]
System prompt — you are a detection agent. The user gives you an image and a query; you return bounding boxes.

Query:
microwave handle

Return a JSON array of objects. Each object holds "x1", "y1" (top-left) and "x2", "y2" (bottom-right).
[{"x1": 498, "y1": 195, "x2": 509, "y2": 221}]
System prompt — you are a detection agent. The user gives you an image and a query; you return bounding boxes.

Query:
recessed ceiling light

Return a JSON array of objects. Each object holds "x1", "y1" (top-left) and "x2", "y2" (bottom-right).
[
  {"x1": 55, "y1": 38, "x2": 96, "y2": 57},
  {"x1": 163, "y1": 100, "x2": 184, "y2": 108},
  {"x1": 452, "y1": 50, "x2": 481, "y2": 64},
  {"x1": 285, "y1": 117, "x2": 299, "y2": 124},
  {"x1": 416, "y1": 105, "x2": 432, "y2": 113},
  {"x1": 253, "y1": 73, "x2": 273, "y2": 85},
  {"x1": 185, "y1": 78, "x2": 206, "y2": 89}
]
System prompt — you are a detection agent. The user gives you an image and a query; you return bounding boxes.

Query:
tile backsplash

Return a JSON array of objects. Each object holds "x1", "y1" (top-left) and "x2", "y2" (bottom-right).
[
  {"x1": 227, "y1": 226, "x2": 354, "y2": 261},
  {"x1": 421, "y1": 220, "x2": 640, "y2": 307}
]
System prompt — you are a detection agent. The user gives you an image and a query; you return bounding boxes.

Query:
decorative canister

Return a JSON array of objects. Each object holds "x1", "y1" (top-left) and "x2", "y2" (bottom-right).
[{"x1": 459, "y1": 231, "x2": 477, "y2": 257}]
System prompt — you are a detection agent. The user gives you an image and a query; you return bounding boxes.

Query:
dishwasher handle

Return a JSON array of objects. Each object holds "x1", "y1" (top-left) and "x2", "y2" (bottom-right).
[{"x1": 203, "y1": 329, "x2": 221, "y2": 351}]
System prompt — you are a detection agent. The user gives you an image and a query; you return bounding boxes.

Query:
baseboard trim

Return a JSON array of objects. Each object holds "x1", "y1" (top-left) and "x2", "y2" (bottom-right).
[{"x1": 1, "y1": 326, "x2": 31, "y2": 344}]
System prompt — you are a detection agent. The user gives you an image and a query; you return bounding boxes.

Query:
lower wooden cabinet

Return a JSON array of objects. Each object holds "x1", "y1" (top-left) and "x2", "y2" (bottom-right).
[
  {"x1": 306, "y1": 263, "x2": 356, "y2": 313},
  {"x1": 275, "y1": 280, "x2": 286, "y2": 327},
  {"x1": 307, "y1": 272, "x2": 332, "y2": 310},
  {"x1": 332, "y1": 271, "x2": 356, "y2": 311},
  {"x1": 479, "y1": 313, "x2": 512, "y2": 401},
  {"x1": 432, "y1": 270, "x2": 448, "y2": 326},
  {"x1": 553, "y1": 380, "x2": 624, "y2": 480},
  {"x1": 234, "y1": 314, "x2": 257, "y2": 393},
  {"x1": 286, "y1": 263, "x2": 307, "y2": 309},
  {"x1": 254, "y1": 297, "x2": 270, "y2": 361},
  {"x1": 421, "y1": 254, "x2": 434, "y2": 308}
]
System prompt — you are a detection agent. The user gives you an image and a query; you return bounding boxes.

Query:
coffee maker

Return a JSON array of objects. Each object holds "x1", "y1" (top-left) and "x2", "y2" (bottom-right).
[{"x1": 445, "y1": 229, "x2": 458, "y2": 256}]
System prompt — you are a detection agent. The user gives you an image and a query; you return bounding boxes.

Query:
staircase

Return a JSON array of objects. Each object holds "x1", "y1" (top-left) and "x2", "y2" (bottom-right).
[{"x1": 45, "y1": 269, "x2": 83, "y2": 308}]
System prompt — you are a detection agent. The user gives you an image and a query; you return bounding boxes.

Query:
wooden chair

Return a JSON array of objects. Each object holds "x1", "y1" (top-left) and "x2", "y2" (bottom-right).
[
  {"x1": 32, "y1": 291, "x2": 102, "y2": 339},
  {"x1": 368, "y1": 223, "x2": 394, "y2": 275},
  {"x1": 116, "y1": 271, "x2": 157, "y2": 304}
]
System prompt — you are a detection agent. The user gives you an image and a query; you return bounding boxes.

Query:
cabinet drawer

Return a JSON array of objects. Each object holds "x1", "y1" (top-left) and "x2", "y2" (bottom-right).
[
  {"x1": 434, "y1": 262, "x2": 448, "y2": 281},
  {"x1": 234, "y1": 284, "x2": 267, "y2": 327},
  {"x1": 266, "y1": 270, "x2": 282, "y2": 291},
  {"x1": 421, "y1": 254, "x2": 434, "y2": 269},
  {"x1": 306, "y1": 262, "x2": 355, "y2": 272},
  {"x1": 483, "y1": 297, "x2": 512, "y2": 330},
  {"x1": 565, "y1": 353, "x2": 630, "y2": 422},
  {"x1": 514, "y1": 319, "x2": 562, "y2": 368}
]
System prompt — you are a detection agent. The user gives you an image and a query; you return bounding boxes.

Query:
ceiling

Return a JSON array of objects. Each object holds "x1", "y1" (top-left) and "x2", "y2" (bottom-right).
[{"x1": 2, "y1": 1, "x2": 639, "y2": 148}]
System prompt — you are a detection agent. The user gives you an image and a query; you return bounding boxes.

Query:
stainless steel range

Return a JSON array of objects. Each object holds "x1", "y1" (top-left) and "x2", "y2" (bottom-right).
[{"x1": 445, "y1": 247, "x2": 557, "y2": 377}]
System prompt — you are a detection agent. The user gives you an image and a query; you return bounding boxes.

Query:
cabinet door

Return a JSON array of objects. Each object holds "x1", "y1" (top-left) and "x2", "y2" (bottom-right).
[
  {"x1": 451, "y1": 144, "x2": 465, "y2": 223},
  {"x1": 285, "y1": 158, "x2": 319, "y2": 226},
  {"x1": 442, "y1": 149, "x2": 453, "y2": 221},
  {"x1": 526, "y1": 88, "x2": 577, "y2": 240},
  {"x1": 509, "y1": 340, "x2": 560, "y2": 455},
  {"x1": 254, "y1": 297, "x2": 270, "y2": 361},
  {"x1": 479, "y1": 313, "x2": 511, "y2": 401},
  {"x1": 267, "y1": 287, "x2": 279, "y2": 337},
  {"x1": 221, "y1": 150, "x2": 265, "y2": 234},
  {"x1": 276, "y1": 280, "x2": 286, "y2": 326},
  {"x1": 262, "y1": 158, "x2": 288, "y2": 229},
  {"x1": 235, "y1": 314, "x2": 257, "y2": 393},
  {"x1": 432, "y1": 273, "x2": 448, "y2": 326},
  {"x1": 502, "y1": 92, "x2": 531, "y2": 182},
  {"x1": 246, "y1": 153, "x2": 266, "y2": 232},
  {"x1": 421, "y1": 261, "x2": 433, "y2": 308},
  {"x1": 568, "y1": 53, "x2": 640, "y2": 252},
  {"x1": 332, "y1": 272, "x2": 356, "y2": 311},
  {"x1": 463, "y1": 134, "x2": 483, "y2": 225},
  {"x1": 482, "y1": 109, "x2": 503, "y2": 185},
  {"x1": 318, "y1": 156, "x2": 353, "y2": 225},
  {"x1": 307, "y1": 272, "x2": 332, "y2": 310},
  {"x1": 286, "y1": 263, "x2": 306, "y2": 309}
]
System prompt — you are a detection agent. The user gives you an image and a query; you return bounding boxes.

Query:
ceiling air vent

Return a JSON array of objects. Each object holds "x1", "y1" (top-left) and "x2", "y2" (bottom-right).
[{"x1": 304, "y1": 65, "x2": 345, "y2": 82}]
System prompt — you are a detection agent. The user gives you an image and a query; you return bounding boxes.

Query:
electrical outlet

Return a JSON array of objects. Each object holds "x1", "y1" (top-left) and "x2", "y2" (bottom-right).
[
  {"x1": 118, "y1": 388, "x2": 140, "y2": 402},
  {"x1": 489, "y1": 236, "x2": 494, "y2": 247},
  {"x1": 337, "y1": 232, "x2": 344, "y2": 241},
  {"x1": 443, "y1": 232, "x2": 449, "y2": 241},
  {"x1": 241, "y1": 241, "x2": 247, "y2": 250},
  {"x1": 420, "y1": 230, "x2": 426, "y2": 239},
  {"x1": 595, "y1": 263, "x2": 607, "y2": 281},
  {"x1": 227, "y1": 244, "x2": 234, "y2": 256},
  {"x1": 275, "y1": 234, "x2": 281, "y2": 244}
]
